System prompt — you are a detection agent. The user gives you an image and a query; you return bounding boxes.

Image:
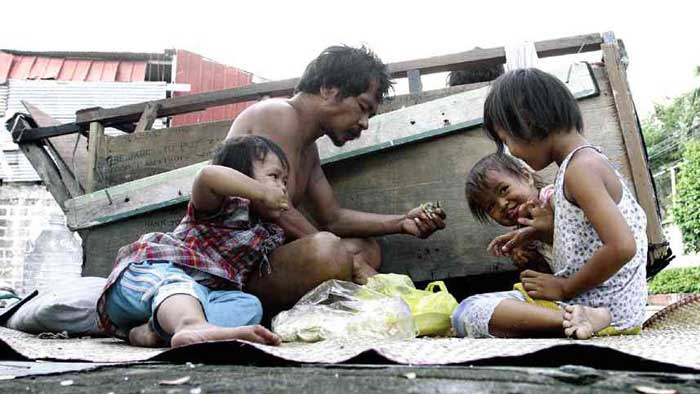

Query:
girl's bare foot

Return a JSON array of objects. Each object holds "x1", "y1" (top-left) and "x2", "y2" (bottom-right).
[
  {"x1": 128, "y1": 322, "x2": 166, "y2": 348},
  {"x1": 562, "y1": 305, "x2": 612, "y2": 339},
  {"x1": 170, "y1": 324, "x2": 282, "y2": 348},
  {"x1": 352, "y1": 260, "x2": 378, "y2": 285}
]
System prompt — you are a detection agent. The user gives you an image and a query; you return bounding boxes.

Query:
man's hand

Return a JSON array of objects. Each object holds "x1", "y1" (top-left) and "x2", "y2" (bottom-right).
[
  {"x1": 401, "y1": 204, "x2": 447, "y2": 239},
  {"x1": 520, "y1": 270, "x2": 571, "y2": 301}
]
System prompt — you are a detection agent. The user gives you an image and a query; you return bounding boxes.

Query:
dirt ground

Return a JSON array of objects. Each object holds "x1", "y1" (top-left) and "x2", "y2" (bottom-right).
[{"x1": 0, "y1": 363, "x2": 698, "y2": 394}]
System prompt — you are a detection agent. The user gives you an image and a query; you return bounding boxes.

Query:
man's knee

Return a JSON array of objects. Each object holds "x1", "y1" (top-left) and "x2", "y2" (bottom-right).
[{"x1": 308, "y1": 232, "x2": 352, "y2": 280}]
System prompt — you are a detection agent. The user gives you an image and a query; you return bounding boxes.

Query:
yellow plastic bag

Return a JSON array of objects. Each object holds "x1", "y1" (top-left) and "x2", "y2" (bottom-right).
[{"x1": 365, "y1": 274, "x2": 458, "y2": 336}]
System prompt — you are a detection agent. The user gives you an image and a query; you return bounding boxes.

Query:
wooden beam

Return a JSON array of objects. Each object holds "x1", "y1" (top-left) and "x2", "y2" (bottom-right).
[
  {"x1": 21, "y1": 102, "x2": 84, "y2": 197},
  {"x1": 133, "y1": 102, "x2": 161, "y2": 133},
  {"x1": 75, "y1": 77, "x2": 299, "y2": 127},
  {"x1": 18, "y1": 142, "x2": 72, "y2": 210},
  {"x1": 387, "y1": 33, "x2": 603, "y2": 78},
  {"x1": 65, "y1": 162, "x2": 203, "y2": 230},
  {"x1": 85, "y1": 122, "x2": 106, "y2": 193},
  {"x1": 602, "y1": 40, "x2": 665, "y2": 248},
  {"x1": 74, "y1": 33, "x2": 603, "y2": 126},
  {"x1": 407, "y1": 69, "x2": 422, "y2": 94}
]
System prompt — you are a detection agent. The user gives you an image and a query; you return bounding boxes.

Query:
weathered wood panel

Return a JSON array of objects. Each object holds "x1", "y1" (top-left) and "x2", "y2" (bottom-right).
[
  {"x1": 322, "y1": 66, "x2": 636, "y2": 281},
  {"x1": 100, "y1": 120, "x2": 230, "y2": 186},
  {"x1": 80, "y1": 205, "x2": 185, "y2": 277}
]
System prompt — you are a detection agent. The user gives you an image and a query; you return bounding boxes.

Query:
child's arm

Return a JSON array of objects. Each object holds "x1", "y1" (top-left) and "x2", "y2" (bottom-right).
[
  {"x1": 521, "y1": 156, "x2": 637, "y2": 301},
  {"x1": 191, "y1": 165, "x2": 288, "y2": 215}
]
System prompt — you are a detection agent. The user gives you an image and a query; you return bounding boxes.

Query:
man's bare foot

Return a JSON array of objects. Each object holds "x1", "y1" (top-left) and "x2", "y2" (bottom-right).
[
  {"x1": 170, "y1": 323, "x2": 281, "y2": 348},
  {"x1": 562, "y1": 305, "x2": 612, "y2": 339},
  {"x1": 128, "y1": 322, "x2": 166, "y2": 348},
  {"x1": 352, "y1": 260, "x2": 378, "y2": 285}
]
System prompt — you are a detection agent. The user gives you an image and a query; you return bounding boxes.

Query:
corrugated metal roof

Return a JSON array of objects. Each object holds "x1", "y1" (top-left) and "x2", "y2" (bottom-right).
[
  {"x1": 0, "y1": 51, "x2": 148, "y2": 83},
  {"x1": 0, "y1": 80, "x2": 168, "y2": 181},
  {"x1": 0, "y1": 149, "x2": 39, "y2": 182},
  {"x1": 171, "y1": 50, "x2": 253, "y2": 126},
  {"x1": 0, "y1": 84, "x2": 7, "y2": 118}
]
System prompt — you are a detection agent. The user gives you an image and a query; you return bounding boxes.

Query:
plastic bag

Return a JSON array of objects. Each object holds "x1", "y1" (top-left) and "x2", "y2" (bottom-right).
[
  {"x1": 271, "y1": 279, "x2": 417, "y2": 343},
  {"x1": 365, "y1": 274, "x2": 458, "y2": 336}
]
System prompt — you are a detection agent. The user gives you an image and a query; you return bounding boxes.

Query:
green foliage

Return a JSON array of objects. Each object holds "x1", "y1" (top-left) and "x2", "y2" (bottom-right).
[
  {"x1": 648, "y1": 266, "x2": 700, "y2": 294},
  {"x1": 642, "y1": 88, "x2": 700, "y2": 171},
  {"x1": 671, "y1": 141, "x2": 700, "y2": 253}
]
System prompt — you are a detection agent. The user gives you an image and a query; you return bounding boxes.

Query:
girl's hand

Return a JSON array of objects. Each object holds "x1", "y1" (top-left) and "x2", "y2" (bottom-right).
[
  {"x1": 487, "y1": 226, "x2": 538, "y2": 256},
  {"x1": 517, "y1": 200, "x2": 554, "y2": 242},
  {"x1": 520, "y1": 270, "x2": 572, "y2": 301},
  {"x1": 401, "y1": 205, "x2": 447, "y2": 239},
  {"x1": 511, "y1": 247, "x2": 540, "y2": 269}
]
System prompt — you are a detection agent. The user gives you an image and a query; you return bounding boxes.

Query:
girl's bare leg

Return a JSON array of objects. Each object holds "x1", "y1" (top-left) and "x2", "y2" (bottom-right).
[{"x1": 489, "y1": 299, "x2": 611, "y2": 339}]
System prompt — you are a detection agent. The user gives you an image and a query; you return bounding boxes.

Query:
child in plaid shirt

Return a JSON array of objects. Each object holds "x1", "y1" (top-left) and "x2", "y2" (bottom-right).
[{"x1": 97, "y1": 135, "x2": 290, "y2": 348}]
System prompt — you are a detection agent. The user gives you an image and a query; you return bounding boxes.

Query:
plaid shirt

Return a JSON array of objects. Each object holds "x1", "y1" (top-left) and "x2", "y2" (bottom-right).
[{"x1": 96, "y1": 197, "x2": 285, "y2": 339}]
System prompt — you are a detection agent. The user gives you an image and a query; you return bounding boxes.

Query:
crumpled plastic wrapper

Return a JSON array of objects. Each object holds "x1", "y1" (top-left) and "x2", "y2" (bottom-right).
[{"x1": 271, "y1": 279, "x2": 417, "y2": 342}]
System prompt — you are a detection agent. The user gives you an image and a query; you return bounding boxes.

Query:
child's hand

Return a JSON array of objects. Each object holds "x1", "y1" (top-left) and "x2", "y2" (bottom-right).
[
  {"x1": 517, "y1": 200, "x2": 554, "y2": 242},
  {"x1": 401, "y1": 204, "x2": 447, "y2": 239},
  {"x1": 258, "y1": 184, "x2": 289, "y2": 216},
  {"x1": 487, "y1": 226, "x2": 537, "y2": 257},
  {"x1": 510, "y1": 247, "x2": 540, "y2": 269},
  {"x1": 520, "y1": 270, "x2": 571, "y2": 301}
]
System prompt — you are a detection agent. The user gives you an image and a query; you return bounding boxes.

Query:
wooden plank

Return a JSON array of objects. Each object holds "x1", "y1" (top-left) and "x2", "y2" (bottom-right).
[
  {"x1": 85, "y1": 122, "x2": 106, "y2": 193},
  {"x1": 74, "y1": 33, "x2": 603, "y2": 127},
  {"x1": 601, "y1": 41, "x2": 666, "y2": 248},
  {"x1": 79, "y1": 204, "x2": 186, "y2": 277},
  {"x1": 18, "y1": 143, "x2": 72, "y2": 210},
  {"x1": 317, "y1": 64, "x2": 598, "y2": 163},
  {"x1": 65, "y1": 66, "x2": 598, "y2": 231},
  {"x1": 387, "y1": 33, "x2": 603, "y2": 78},
  {"x1": 377, "y1": 82, "x2": 491, "y2": 114},
  {"x1": 22, "y1": 101, "x2": 83, "y2": 197},
  {"x1": 407, "y1": 70, "x2": 422, "y2": 94},
  {"x1": 66, "y1": 162, "x2": 202, "y2": 230},
  {"x1": 133, "y1": 102, "x2": 160, "y2": 133},
  {"x1": 101, "y1": 119, "x2": 230, "y2": 185},
  {"x1": 75, "y1": 77, "x2": 299, "y2": 127}
]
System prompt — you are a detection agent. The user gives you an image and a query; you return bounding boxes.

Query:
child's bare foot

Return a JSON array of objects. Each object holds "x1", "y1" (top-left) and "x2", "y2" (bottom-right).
[
  {"x1": 562, "y1": 305, "x2": 611, "y2": 339},
  {"x1": 352, "y1": 260, "x2": 378, "y2": 285},
  {"x1": 128, "y1": 322, "x2": 166, "y2": 348},
  {"x1": 170, "y1": 324, "x2": 281, "y2": 348}
]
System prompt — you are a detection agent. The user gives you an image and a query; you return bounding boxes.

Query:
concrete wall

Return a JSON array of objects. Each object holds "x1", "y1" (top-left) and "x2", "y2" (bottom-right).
[{"x1": 0, "y1": 183, "x2": 82, "y2": 295}]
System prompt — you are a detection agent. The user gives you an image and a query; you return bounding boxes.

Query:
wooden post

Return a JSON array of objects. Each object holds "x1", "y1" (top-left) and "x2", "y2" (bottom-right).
[
  {"x1": 86, "y1": 122, "x2": 106, "y2": 193},
  {"x1": 602, "y1": 35, "x2": 666, "y2": 254},
  {"x1": 407, "y1": 69, "x2": 423, "y2": 94},
  {"x1": 133, "y1": 102, "x2": 161, "y2": 133}
]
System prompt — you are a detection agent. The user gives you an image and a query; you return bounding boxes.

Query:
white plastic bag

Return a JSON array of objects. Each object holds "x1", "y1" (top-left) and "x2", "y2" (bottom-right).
[{"x1": 271, "y1": 279, "x2": 417, "y2": 342}]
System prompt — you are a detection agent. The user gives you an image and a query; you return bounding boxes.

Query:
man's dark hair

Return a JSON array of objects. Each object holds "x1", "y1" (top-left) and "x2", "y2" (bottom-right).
[
  {"x1": 295, "y1": 45, "x2": 392, "y2": 102},
  {"x1": 212, "y1": 135, "x2": 289, "y2": 178},
  {"x1": 447, "y1": 64, "x2": 505, "y2": 87},
  {"x1": 465, "y1": 153, "x2": 543, "y2": 223},
  {"x1": 483, "y1": 68, "x2": 583, "y2": 152}
]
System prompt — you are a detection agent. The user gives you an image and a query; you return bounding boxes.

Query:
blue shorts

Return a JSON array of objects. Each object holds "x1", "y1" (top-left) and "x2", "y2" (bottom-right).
[{"x1": 104, "y1": 260, "x2": 263, "y2": 341}]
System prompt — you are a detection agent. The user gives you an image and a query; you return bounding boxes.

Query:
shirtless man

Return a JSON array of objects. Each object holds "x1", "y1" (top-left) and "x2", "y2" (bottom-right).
[{"x1": 227, "y1": 46, "x2": 447, "y2": 308}]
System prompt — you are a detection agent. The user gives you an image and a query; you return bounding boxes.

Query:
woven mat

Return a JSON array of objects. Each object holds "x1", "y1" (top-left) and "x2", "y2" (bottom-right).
[{"x1": 1, "y1": 296, "x2": 699, "y2": 369}]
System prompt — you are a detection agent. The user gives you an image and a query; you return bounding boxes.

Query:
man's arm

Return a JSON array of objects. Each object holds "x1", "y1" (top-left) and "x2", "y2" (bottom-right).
[{"x1": 306, "y1": 151, "x2": 445, "y2": 238}]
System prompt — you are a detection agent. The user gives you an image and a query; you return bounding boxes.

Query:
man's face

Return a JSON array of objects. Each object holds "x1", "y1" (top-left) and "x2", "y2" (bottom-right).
[{"x1": 322, "y1": 80, "x2": 380, "y2": 147}]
